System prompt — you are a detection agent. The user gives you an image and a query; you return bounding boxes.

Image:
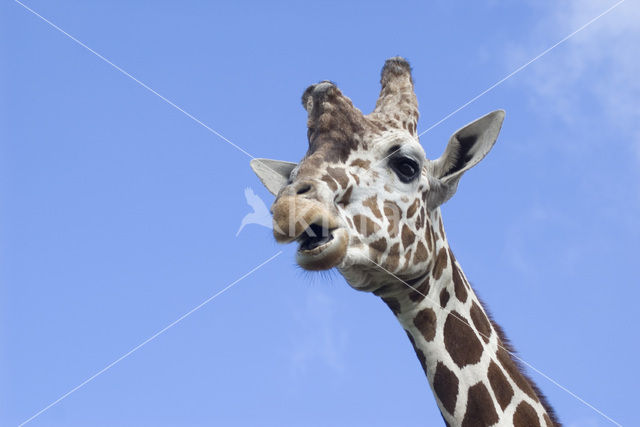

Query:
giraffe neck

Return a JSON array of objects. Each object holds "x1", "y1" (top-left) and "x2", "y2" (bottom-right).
[{"x1": 374, "y1": 239, "x2": 558, "y2": 427}]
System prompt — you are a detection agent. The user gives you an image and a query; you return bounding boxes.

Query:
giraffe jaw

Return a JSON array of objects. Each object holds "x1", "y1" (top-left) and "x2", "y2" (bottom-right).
[{"x1": 296, "y1": 227, "x2": 348, "y2": 271}]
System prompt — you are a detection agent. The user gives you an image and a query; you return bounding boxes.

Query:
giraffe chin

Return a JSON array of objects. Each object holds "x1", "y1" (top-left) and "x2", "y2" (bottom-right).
[{"x1": 296, "y1": 228, "x2": 348, "y2": 271}]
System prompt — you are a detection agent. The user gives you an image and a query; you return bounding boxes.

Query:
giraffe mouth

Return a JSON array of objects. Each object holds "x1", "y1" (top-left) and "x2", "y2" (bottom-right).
[
  {"x1": 298, "y1": 223, "x2": 335, "y2": 251},
  {"x1": 296, "y1": 224, "x2": 348, "y2": 270}
]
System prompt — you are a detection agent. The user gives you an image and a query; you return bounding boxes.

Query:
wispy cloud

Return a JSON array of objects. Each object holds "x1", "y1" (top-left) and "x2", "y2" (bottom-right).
[{"x1": 506, "y1": 1, "x2": 640, "y2": 153}]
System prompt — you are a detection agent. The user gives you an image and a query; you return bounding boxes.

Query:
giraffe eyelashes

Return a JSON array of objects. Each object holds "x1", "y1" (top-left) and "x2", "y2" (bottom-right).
[{"x1": 389, "y1": 155, "x2": 420, "y2": 183}]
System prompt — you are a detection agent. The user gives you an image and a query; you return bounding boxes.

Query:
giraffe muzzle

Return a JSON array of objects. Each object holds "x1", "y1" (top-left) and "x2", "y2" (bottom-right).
[{"x1": 271, "y1": 195, "x2": 348, "y2": 270}]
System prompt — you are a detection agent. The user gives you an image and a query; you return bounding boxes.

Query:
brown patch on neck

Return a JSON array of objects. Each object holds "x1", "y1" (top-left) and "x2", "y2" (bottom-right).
[
  {"x1": 513, "y1": 401, "x2": 541, "y2": 427},
  {"x1": 403, "y1": 248, "x2": 413, "y2": 265},
  {"x1": 385, "y1": 242, "x2": 400, "y2": 271},
  {"x1": 469, "y1": 301, "x2": 492, "y2": 343},
  {"x1": 487, "y1": 360, "x2": 514, "y2": 410},
  {"x1": 413, "y1": 307, "x2": 437, "y2": 342},
  {"x1": 543, "y1": 414, "x2": 555, "y2": 427},
  {"x1": 425, "y1": 224, "x2": 434, "y2": 251},
  {"x1": 477, "y1": 297, "x2": 561, "y2": 425},
  {"x1": 443, "y1": 311, "x2": 483, "y2": 368},
  {"x1": 413, "y1": 241, "x2": 428, "y2": 264},
  {"x1": 401, "y1": 224, "x2": 416, "y2": 249},
  {"x1": 461, "y1": 382, "x2": 499, "y2": 427},
  {"x1": 370, "y1": 237, "x2": 387, "y2": 254},
  {"x1": 439, "y1": 288, "x2": 450, "y2": 308},
  {"x1": 433, "y1": 362, "x2": 458, "y2": 416},
  {"x1": 496, "y1": 347, "x2": 539, "y2": 402},
  {"x1": 432, "y1": 247, "x2": 448, "y2": 280},
  {"x1": 450, "y1": 251, "x2": 468, "y2": 303}
]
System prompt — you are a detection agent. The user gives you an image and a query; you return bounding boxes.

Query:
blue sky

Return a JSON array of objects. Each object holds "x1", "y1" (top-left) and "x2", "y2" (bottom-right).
[{"x1": 2, "y1": 1, "x2": 639, "y2": 426}]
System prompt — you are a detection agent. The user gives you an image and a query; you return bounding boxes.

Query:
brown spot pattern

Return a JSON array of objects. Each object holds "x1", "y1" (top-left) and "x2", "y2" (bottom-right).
[
  {"x1": 385, "y1": 243, "x2": 400, "y2": 271},
  {"x1": 383, "y1": 201, "x2": 401, "y2": 238},
  {"x1": 444, "y1": 311, "x2": 483, "y2": 368},
  {"x1": 497, "y1": 348, "x2": 539, "y2": 401},
  {"x1": 425, "y1": 225, "x2": 433, "y2": 251},
  {"x1": 470, "y1": 301, "x2": 492, "y2": 343},
  {"x1": 432, "y1": 247, "x2": 448, "y2": 280},
  {"x1": 401, "y1": 224, "x2": 416, "y2": 249},
  {"x1": 433, "y1": 362, "x2": 458, "y2": 415},
  {"x1": 407, "y1": 198, "x2": 420, "y2": 218},
  {"x1": 413, "y1": 307, "x2": 437, "y2": 342},
  {"x1": 404, "y1": 249, "x2": 412, "y2": 265},
  {"x1": 370, "y1": 237, "x2": 387, "y2": 254},
  {"x1": 353, "y1": 214, "x2": 380, "y2": 237},
  {"x1": 543, "y1": 414, "x2": 554, "y2": 427},
  {"x1": 439, "y1": 288, "x2": 450, "y2": 308},
  {"x1": 432, "y1": 226, "x2": 439, "y2": 243},
  {"x1": 487, "y1": 361, "x2": 514, "y2": 410},
  {"x1": 363, "y1": 195, "x2": 382, "y2": 219},
  {"x1": 461, "y1": 382, "x2": 499, "y2": 427},
  {"x1": 413, "y1": 241, "x2": 428, "y2": 264},
  {"x1": 451, "y1": 263, "x2": 468, "y2": 303},
  {"x1": 513, "y1": 401, "x2": 541, "y2": 427}
]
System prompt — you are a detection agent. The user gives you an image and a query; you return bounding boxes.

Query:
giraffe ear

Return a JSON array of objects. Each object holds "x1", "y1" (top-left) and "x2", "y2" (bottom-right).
[
  {"x1": 428, "y1": 110, "x2": 505, "y2": 206},
  {"x1": 250, "y1": 158, "x2": 297, "y2": 196}
]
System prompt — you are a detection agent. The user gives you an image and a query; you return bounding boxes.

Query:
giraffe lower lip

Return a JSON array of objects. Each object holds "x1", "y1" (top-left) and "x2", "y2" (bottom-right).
[{"x1": 295, "y1": 227, "x2": 348, "y2": 271}]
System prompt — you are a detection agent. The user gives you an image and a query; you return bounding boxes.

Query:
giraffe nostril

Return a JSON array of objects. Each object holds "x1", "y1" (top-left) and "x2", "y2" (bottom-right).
[{"x1": 297, "y1": 184, "x2": 312, "y2": 195}]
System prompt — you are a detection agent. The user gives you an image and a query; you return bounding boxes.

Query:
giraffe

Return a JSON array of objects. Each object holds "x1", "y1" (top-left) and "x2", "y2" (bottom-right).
[{"x1": 250, "y1": 57, "x2": 560, "y2": 427}]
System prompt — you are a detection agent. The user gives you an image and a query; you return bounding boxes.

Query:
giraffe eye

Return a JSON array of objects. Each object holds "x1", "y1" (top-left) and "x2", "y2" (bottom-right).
[{"x1": 390, "y1": 156, "x2": 420, "y2": 183}]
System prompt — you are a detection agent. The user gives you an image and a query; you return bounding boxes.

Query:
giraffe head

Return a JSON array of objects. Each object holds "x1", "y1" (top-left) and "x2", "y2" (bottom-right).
[{"x1": 251, "y1": 58, "x2": 504, "y2": 291}]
